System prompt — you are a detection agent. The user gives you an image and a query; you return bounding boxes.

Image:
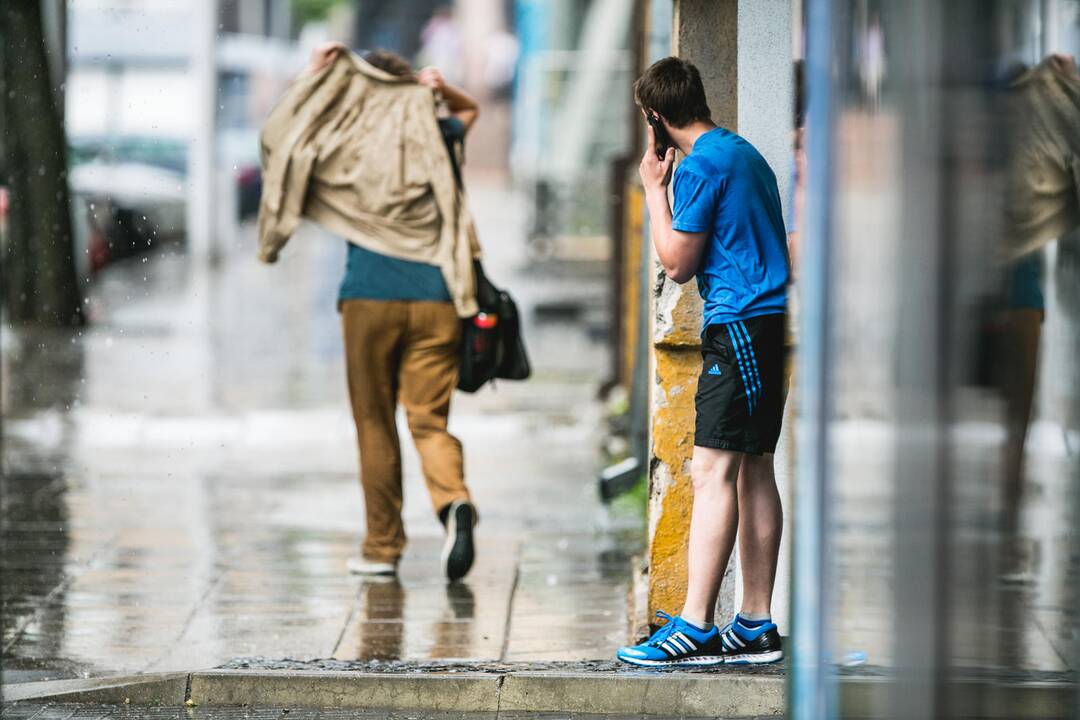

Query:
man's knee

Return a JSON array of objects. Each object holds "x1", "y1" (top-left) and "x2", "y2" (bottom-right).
[
  {"x1": 690, "y1": 447, "x2": 741, "y2": 489},
  {"x1": 739, "y1": 452, "x2": 776, "y2": 480},
  {"x1": 406, "y1": 409, "x2": 453, "y2": 440}
]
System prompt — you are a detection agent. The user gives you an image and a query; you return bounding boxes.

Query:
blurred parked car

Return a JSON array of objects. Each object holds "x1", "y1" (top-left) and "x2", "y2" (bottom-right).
[
  {"x1": 218, "y1": 127, "x2": 263, "y2": 220},
  {"x1": 68, "y1": 135, "x2": 187, "y2": 272},
  {"x1": 67, "y1": 132, "x2": 262, "y2": 273},
  {"x1": 70, "y1": 160, "x2": 187, "y2": 272}
]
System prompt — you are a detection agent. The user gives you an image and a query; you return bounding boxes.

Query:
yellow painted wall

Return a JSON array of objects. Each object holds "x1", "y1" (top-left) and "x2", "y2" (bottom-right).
[{"x1": 620, "y1": 182, "x2": 644, "y2": 389}]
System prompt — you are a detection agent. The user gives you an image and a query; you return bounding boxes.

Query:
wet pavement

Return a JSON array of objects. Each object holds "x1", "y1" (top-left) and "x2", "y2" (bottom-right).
[
  {"x1": 1, "y1": 181, "x2": 644, "y2": 683},
  {"x1": 6, "y1": 166, "x2": 1078, "y2": 694}
]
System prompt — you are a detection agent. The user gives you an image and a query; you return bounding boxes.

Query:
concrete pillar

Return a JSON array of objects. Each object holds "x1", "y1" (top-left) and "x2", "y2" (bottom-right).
[{"x1": 647, "y1": 0, "x2": 792, "y2": 628}]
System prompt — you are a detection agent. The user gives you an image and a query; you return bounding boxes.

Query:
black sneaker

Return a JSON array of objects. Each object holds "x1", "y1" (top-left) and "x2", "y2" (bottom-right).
[
  {"x1": 718, "y1": 619, "x2": 783, "y2": 664},
  {"x1": 441, "y1": 500, "x2": 476, "y2": 581}
]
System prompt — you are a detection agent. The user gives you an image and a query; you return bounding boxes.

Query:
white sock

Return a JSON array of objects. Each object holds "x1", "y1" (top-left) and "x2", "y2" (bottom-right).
[
  {"x1": 681, "y1": 616, "x2": 714, "y2": 632},
  {"x1": 737, "y1": 612, "x2": 772, "y2": 624}
]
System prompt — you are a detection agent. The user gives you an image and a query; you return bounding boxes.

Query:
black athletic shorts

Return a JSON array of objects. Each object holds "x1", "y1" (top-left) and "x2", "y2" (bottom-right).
[{"x1": 694, "y1": 314, "x2": 788, "y2": 455}]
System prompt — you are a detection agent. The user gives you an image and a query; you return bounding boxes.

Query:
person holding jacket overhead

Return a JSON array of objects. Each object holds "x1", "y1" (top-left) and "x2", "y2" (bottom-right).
[{"x1": 257, "y1": 41, "x2": 482, "y2": 582}]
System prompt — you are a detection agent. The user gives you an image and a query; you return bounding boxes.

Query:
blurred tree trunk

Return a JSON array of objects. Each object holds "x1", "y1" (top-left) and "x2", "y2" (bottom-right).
[{"x1": 0, "y1": 0, "x2": 84, "y2": 326}]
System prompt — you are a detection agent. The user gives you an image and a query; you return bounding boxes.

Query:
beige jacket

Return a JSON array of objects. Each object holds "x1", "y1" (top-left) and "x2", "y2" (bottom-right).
[
  {"x1": 257, "y1": 53, "x2": 480, "y2": 317},
  {"x1": 1006, "y1": 57, "x2": 1080, "y2": 259}
]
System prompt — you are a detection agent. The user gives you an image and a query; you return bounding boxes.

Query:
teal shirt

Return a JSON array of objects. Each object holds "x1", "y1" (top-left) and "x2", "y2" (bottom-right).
[{"x1": 338, "y1": 117, "x2": 464, "y2": 304}]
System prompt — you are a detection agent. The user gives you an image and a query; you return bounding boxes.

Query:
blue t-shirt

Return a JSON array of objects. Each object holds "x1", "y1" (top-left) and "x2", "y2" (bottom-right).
[
  {"x1": 338, "y1": 117, "x2": 464, "y2": 304},
  {"x1": 671, "y1": 127, "x2": 790, "y2": 329}
]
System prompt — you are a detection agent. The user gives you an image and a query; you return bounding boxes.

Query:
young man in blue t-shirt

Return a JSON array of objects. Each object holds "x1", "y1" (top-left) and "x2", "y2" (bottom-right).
[{"x1": 617, "y1": 57, "x2": 790, "y2": 667}]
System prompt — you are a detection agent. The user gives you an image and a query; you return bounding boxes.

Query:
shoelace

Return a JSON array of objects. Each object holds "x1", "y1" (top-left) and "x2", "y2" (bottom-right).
[{"x1": 646, "y1": 610, "x2": 681, "y2": 647}]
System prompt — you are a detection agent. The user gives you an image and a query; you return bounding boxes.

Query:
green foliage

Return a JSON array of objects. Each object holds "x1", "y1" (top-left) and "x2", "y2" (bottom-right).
[
  {"x1": 291, "y1": 0, "x2": 344, "y2": 28},
  {"x1": 611, "y1": 473, "x2": 649, "y2": 520}
]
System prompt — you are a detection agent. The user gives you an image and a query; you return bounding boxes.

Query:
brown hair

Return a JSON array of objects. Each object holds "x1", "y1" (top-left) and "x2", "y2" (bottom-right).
[
  {"x1": 633, "y1": 56, "x2": 711, "y2": 128},
  {"x1": 363, "y1": 49, "x2": 413, "y2": 78}
]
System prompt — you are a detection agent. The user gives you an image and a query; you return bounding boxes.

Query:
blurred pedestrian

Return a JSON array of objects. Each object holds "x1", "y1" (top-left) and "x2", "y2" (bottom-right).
[
  {"x1": 417, "y1": 7, "x2": 463, "y2": 86},
  {"x1": 257, "y1": 42, "x2": 482, "y2": 581},
  {"x1": 617, "y1": 57, "x2": 790, "y2": 668},
  {"x1": 998, "y1": 52, "x2": 1080, "y2": 552}
]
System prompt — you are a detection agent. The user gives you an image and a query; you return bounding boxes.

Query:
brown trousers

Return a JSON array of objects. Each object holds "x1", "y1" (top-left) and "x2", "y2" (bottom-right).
[{"x1": 341, "y1": 299, "x2": 471, "y2": 562}]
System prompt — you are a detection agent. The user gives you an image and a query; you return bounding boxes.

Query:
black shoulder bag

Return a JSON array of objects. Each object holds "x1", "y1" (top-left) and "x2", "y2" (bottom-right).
[
  {"x1": 439, "y1": 120, "x2": 530, "y2": 392},
  {"x1": 457, "y1": 261, "x2": 531, "y2": 392}
]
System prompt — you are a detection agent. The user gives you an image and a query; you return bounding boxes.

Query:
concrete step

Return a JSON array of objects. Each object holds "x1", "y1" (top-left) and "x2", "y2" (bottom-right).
[{"x1": 2, "y1": 666, "x2": 1075, "y2": 719}]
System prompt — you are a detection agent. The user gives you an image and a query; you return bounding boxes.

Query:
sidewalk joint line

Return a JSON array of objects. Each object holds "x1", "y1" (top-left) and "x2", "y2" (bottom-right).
[
  {"x1": 1030, "y1": 612, "x2": 1070, "y2": 669},
  {"x1": 23, "y1": 703, "x2": 49, "y2": 720},
  {"x1": 493, "y1": 672, "x2": 507, "y2": 717},
  {"x1": 330, "y1": 583, "x2": 364, "y2": 658},
  {"x1": 1, "y1": 502, "x2": 119, "y2": 656},
  {"x1": 1, "y1": 574, "x2": 74, "y2": 655},
  {"x1": 143, "y1": 570, "x2": 223, "y2": 673},
  {"x1": 498, "y1": 543, "x2": 522, "y2": 662}
]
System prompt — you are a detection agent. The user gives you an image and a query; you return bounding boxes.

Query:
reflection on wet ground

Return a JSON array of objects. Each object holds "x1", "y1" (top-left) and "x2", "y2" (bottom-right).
[
  {"x1": 829, "y1": 420, "x2": 1079, "y2": 672},
  {"x1": 828, "y1": 115, "x2": 1080, "y2": 676},
  {"x1": 1, "y1": 183, "x2": 644, "y2": 682}
]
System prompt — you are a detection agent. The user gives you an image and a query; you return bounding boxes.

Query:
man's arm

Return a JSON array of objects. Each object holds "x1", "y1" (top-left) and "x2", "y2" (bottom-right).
[
  {"x1": 303, "y1": 41, "x2": 348, "y2": 76},
  {"x1": 417, "y1": 67, "x2": 480, "y2": 133},
  {"x1": 639, "y1": 125, "x2": 707, "y2": 284}
]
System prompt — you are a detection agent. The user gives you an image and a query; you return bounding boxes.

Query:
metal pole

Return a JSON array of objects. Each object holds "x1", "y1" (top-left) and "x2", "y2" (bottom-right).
[
  {"x1": 790, "y1": 0, "x2": 837, "y2": 717},
  {"x1": 187, "y1": 0, "x2": 217, "y2": 265},
  {"x1": 186, "y1": 0, "x2": 218, "y2": 413},
  {"x1": 1040, "y1": 0, "x2": 1060, "y2": 55}
]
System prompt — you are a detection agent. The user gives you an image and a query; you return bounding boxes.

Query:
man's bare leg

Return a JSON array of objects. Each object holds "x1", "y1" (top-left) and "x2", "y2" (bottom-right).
[
  {"x1": 680, "y1": 446, "x2": 743, "y2": 625},
  {"x1": 736, "y1": 452, "x2": 783, "y2": 617}
]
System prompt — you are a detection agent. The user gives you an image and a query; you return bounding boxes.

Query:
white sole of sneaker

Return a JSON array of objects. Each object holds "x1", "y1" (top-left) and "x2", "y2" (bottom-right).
[
  {"x1": 441, "y1": 505, "x2": 457, "y2": 578},
  {"x1": 722, "y1": 650, "x2": 784, "y2": 664},
  {"x1": 346, "y1": 558, "x2": 397, "y2": 576},
  {"x1": 616, "y1": 654, "x2": 725, "y2": 668}
]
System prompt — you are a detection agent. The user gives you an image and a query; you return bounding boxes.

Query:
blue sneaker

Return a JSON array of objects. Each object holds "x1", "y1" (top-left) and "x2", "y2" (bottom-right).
[
  {"x1": 616, "y1": 611, "x2": 724, "y2": 667},
  {"x1": 717, "y1": 615, "x2": 783, "y2": 664}
]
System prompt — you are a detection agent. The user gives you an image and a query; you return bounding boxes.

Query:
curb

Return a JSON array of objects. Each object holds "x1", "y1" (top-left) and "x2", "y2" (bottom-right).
[
  {"x1": 3, "y1": 668, "x2": 1074, "y2": 718},
  {"x1": 3, "y1": 669, "x2": 786, "y2": 717},
  {"x1": 191, "y1": 670, "x2": 504, "y2": 713},
  {"x1": 498, "y1": 671, "x2": 784, "y2": 717},
  {"x1": 1, "y1": 673, "x2": 188, "y2": 705}
]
